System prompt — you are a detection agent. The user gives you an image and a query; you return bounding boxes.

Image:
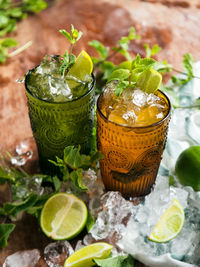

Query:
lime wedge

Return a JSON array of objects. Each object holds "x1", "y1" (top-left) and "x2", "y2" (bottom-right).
[
  {"x1": 136, "y1": 68, "x2": 162, "y2": 94},
  {"x1": 64, "y1": 242, "x2": 113, "y2": 267},
  {"x1": 40, "y1": 193, "x2": 88, "y2": 240},
  {"x1": 66, "y1": 50, "x2": 93, "y2": 89},
  {"x1": 148, "y1": 199, "x2": 185, "y2": 243}
]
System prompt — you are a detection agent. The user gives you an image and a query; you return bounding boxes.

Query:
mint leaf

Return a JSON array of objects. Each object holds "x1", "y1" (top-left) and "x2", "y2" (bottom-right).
[
  {"x1": 107, "y1": 69, "x2": 130, "y2": 82},
  {"x1": 0, "y1": 194, "x2": 38, "y2": 218},
  {"x1": 100, "y1": 61, "x2": 115, "y2": 80},
  {"x1": 86, "y1": 211, "x2": 95, "y2": 232},
  {"x1": 70, "y1": 169, "x2": 88, "y2": 191},
  {"x1": 89, "y1": 40, "x2": 109, "y2": 59},
  {"x1": 94, "y1": 254, "x2": 135, "y2": 267},
  {"x1": 64, "y1": 146, "x2": 90, "y2": 169},
  {"x1": 59, "y1": 29, "x2": 72, "y2": 42},
  {"x1": 144, "y1": 44, "x2": 161, "y2": 58},
  {"x1": 183, "y1": 53, "x2": 194, "y2": 78},
  {"x1": 0, "y1": 224, "x2": 15, "y2": 248},
  {"x1": 115, "y1": 81, "x2": 129, "y2": 96},
  {"x1": 0, "y1": 38, "x2": 18, "y2": 48}
]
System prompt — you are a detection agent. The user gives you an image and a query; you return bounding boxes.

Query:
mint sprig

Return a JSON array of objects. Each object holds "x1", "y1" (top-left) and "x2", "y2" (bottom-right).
[
  {"x1": 0, "y1": 0, "x2": 47, "y2": 63},
  {"x1": 59, "y1": 25, "x2": 82, "y2": 75},
  {"x1": 50, "y1": 145, "x2": 104, "y2": 191}
]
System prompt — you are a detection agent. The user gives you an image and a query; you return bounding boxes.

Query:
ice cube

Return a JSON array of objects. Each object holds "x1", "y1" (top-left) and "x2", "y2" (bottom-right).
[
  {"x1": 90, "y1": 192, "x2": 133, "y2": 245},
  {"x1": 3, "y1": 249, "x2": 40, "y2": 267},
  {"x1": 132, "y1": 89, "x2": 147, "y2": 107},
  {"x1": 44, "y1": 241, "x2": 74, "y2": 267}
]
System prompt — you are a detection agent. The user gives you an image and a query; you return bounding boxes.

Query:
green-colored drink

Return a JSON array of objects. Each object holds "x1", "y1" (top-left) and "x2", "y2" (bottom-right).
[{"x1": 25, "y1": 53, "x2": 95, "y2": 175}]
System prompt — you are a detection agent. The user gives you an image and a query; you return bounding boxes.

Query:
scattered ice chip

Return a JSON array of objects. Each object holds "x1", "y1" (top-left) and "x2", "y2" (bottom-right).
[
  {"x1": 44, "y1": 241, "x2": 74, "y2": 267},
  {"x1": 3, "y1": 249, "x2": 40, "y2": 267}
]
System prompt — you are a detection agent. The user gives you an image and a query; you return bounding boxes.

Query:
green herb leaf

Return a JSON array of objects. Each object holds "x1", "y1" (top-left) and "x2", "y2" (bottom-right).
[
  {"x1": 59, "y1": 29, "x2": 72, "y2": 43},
  {"x1": 0, "y1": 194, "x2": 38, "y2": 218},
  {"x1": 86, "y1": 211, "x2": 95, "y2": 232},
  {"x1": 22, "y1": 0, "x2": 47, "y2": 13},
  {"x1": 94, "y1": 254, "x2": 135, "y2": 267},
  {"x1": 107, "y1": 69, "x2": 130, "y2": 82},
  {"x1": 1, "y1": 38, "x2": 18, "y2": 47},
  {"x1": 144, "y1": 44, "x2": 161, "y2": 58},
  {"x1": 0, "y1": 224, "x2": 15, "y2": 248},
  {"x1": 182, "y1": 53, "x2": 194, "y2": 78},
  {"x1": 70, "y1": 169, "x2": 88, "y2": 191},
  {"x1": 115, "y1": 81, "x2": 129, "y2": 96},
  {"x1": 89, "y1": 40, "x2": 109, "y2": 59}
]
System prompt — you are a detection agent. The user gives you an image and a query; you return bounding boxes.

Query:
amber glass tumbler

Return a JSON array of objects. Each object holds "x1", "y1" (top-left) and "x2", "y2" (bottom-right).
[
  {"x1": 97, "y1": 90, "x2": 171, "y2": 198},
  {"x1": 25, "y1": 74, "x2": 95, "y2": 175}
]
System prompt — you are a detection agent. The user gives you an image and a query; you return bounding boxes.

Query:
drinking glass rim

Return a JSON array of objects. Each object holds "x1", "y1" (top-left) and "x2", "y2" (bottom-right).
[
  {"x1": 97, "y1": 89, "x2": 171, "y2": 129},
  {"x1": 24, "y1": 67, "x2": 95, "y2": 104}
]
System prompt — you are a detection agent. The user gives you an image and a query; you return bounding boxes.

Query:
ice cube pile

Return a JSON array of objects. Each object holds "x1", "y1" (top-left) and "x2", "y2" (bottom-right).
[
  {"x1": 25, "y1": 55, "x2": 92, "y2": 102},
  {"x1": 3, "y1": 173, "x2": 200, "y2": 267},
  {"x1": 100, "y1": 81, "x2": 169, "y2": 126}
]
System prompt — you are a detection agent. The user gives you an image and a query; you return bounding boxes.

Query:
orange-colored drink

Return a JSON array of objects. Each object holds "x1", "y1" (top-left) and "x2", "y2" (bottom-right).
[{"x1": 97, "y1": 82, "x2": 171, "y2": 198}]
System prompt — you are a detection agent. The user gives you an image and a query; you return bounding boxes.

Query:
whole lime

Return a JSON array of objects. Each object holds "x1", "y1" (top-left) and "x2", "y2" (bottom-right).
[{"x1": 175, "y1": 146, "x2": 200, "y2": 191}]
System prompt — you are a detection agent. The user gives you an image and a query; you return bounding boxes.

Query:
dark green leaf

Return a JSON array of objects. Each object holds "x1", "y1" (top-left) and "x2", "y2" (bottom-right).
[
  {"x1": 64, "y1": 146, "x2": 90, "y2": 169},
  {"x1": 89, "y1": 40, "x2": 109, "y2": 59},
  {"x1": 1, "y1": 194, "x2": 38, "y2": 218},
  {"x1": 52, "y1": 176, "x2": 61, "y2": 192},
  {"x1": 70, "y1": 169, "x2": 88, "y2": 191},
  {"x1": 0, "y1": 224, "x2": 15, "y2": 248},
  {"x1": 94, "y1": 254, "x2": 135, "y2": 267}
]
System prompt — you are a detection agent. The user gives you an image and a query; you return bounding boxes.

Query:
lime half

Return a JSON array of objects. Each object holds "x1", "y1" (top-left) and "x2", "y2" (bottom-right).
[
  {"x1": 136, "y1": 68, "x2": 162, "y2": 94},
  {"x1": 148, "y1": 199, "x2": 185, "y2": 243},
  {"x1": 40, "y1": 193, "x2": 88, "y2": 240},
  {"x1": 64, "y1": 242, "x2": 113, "y2": 267}
]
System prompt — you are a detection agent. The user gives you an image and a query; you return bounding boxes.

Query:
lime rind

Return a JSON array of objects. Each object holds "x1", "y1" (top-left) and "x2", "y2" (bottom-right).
[
  {"x1": 40, "y1": 193, "x2": 88, "y2": 240},
  {"x1": 64, "y1": 242, "x2": 113, "y2": 267},
  {"x1": 136, "y1": 68, "x2": 162, "y2": 94},
  {"x1": 148, "y1": 199, "x2": 185, "y2": 243}
]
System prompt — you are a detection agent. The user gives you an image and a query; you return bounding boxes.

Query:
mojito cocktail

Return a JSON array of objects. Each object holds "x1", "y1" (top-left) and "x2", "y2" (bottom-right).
[
  {"x1": 97, "y1": 81, "x2": 171, "y2": 198},
  {"x1": 25, "y1": 54, "x2": 95, "y2": 175}
]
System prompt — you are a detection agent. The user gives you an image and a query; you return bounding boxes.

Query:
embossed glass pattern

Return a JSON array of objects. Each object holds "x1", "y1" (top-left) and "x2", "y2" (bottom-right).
[
  {"x1": 25, "y1": 76, "x2": 95, "y2": 175},
  {"x1": 97, "y1": 90, "x2": 171, "y2": 198}
]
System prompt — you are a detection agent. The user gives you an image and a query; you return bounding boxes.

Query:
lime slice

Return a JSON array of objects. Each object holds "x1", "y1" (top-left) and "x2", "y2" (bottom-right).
[
  {"x1": 136, "y1": 68, "x2": 162, "y2": 94},
  {"x1": 66, "y1": 50, "x2": 93, "y2": 89},
  {"x1": 148, "y1": 199, "x2": 185, "y2": 243},
  {"x1": 64, "y1": 242, "x2": 113, "y2": 267},
  {"x1": 175, "y1": 146, "x2": 200, "y2": 191},
  {"x1": 40, "y1": 193, "x2": 88, "y2": 240}
]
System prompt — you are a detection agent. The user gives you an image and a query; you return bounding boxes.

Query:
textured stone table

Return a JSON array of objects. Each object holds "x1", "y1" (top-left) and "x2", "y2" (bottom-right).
[{"x1": 1, "y1": 0, "x2": 200, "y2": 265}]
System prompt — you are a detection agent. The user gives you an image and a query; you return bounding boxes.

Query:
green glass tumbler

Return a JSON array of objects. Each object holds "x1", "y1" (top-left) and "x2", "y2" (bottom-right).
[{"x1": 25, "y1": 74, "x2": 95, "y2": 175}]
